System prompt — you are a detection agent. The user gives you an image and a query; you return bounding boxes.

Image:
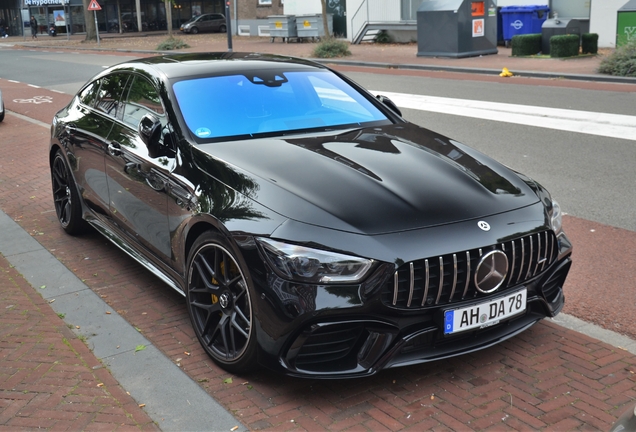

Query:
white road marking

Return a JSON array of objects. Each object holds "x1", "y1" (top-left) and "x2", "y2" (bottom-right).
[{"x1": 373, "y1": 91, "x2": 636, "y2": 142}]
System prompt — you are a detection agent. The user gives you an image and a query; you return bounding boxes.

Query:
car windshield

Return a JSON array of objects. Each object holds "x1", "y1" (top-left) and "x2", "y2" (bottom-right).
[{"x1": 172, "y1": 69, "x2": 390, "y2": 141}]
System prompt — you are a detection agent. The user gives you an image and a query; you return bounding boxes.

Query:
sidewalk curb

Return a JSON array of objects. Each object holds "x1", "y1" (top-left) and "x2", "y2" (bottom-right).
[
  {"x1": 320, "y1": 58, "x2": 636, "y2": 84},
  {"x1": 0, "y1": 205, "x2": 246, "y2": 432},
  {"x1": 7, "y1": 41, "x2": 636, "y2": 84}
]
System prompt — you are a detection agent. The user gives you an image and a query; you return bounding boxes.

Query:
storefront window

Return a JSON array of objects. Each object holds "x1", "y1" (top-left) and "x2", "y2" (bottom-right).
[{"x1": 71, "y1": 5, "x2": 85, "y2": 33}]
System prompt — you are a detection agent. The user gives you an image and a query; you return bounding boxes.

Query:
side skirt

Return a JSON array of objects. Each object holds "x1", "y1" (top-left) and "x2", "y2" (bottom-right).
[{"x1": 87, "y1": 217, "x2": 186, "y2": 297}]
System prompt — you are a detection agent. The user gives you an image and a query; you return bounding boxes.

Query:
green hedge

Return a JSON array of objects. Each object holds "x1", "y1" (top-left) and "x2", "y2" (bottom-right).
[
  {"x1": 511, "y1": 33, "x2": 542, "y2": 56},
  {"x1": 581, "y1": 33, "x2": 599, "y2": 54},
  {"x1": 550, "y1": 34, "x2": 580, "y2": 58}
]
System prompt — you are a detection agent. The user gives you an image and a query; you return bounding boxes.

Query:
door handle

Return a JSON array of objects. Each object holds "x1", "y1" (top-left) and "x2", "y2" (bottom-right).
[
  {"x1": 108, "y1": 141, "x2": 122, "y2": 156},
  {"x1": 124, "y1": 162, "x2": 140, "y2": 174}
]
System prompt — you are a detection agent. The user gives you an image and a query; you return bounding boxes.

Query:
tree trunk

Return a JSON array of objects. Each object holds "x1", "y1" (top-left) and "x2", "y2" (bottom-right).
[
  {"x1": 82, "y1": 0, "x2": 96, "y2": 41},
  {"x1": 320, "y1": 0, "x2": 329, "y2": 39},
  {"x1": 165, "y1": 0, "x2": 173, "y2": 36}
]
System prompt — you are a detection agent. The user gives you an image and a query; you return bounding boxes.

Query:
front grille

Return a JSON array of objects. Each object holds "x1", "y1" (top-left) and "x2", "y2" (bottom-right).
[{"x1": 382, "y1": 230, "x2": 558, "y2": 309}]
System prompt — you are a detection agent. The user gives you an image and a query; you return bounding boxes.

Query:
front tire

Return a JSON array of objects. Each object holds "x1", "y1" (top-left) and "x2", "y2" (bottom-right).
[
  {"x1": 190, "y1": 26, "x2": 199, "y2": 34},
  {"x1": 50, "y1": 150, "x2": 87, "y2": 235},
  {"x1": 186, "y1": 232, "x2": 257, "y2": 373},
  {"x1": 219, "y1": 24, "x2": 227, "y2": 33}
]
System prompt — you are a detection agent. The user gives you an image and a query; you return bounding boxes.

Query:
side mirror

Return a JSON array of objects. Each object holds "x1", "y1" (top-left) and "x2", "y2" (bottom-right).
[
  {"x1": 376, "y1": 95, "x2": 402, "y2": 117},
  {"x1": 139, "y1": 113, "x2": 162, "y2": 147}
]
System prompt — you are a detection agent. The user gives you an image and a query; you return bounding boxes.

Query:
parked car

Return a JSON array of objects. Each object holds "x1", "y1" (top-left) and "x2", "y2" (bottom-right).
[
  {"x1": 180, "y1": 13, "x2": 226, "y2": 34},
  {"x1": 48, "y1": 53, "x2": 573, "y2": 378},
  {"x1": 0, "y1": 88, "x2": 4, "y2": 122}
]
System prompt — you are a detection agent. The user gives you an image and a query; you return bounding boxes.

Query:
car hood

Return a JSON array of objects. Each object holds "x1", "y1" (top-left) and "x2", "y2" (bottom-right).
[{"x1": 195, "y1": 123, "x2": 540, "y2": 235}]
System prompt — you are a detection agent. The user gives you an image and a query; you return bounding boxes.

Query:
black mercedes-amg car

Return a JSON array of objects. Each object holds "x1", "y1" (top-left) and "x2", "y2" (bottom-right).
[{"x1": 49, "y1": 53, "x2": 572, "y2": 378}]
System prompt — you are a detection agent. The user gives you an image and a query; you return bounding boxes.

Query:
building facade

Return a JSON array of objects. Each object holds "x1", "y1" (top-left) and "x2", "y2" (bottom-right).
[{"x1": 0, "y1": 0, "x2": 283, "y2": 37}]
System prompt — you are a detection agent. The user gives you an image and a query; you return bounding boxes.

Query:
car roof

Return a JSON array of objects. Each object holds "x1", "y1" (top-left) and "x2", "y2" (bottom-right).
[{"x1": 107, "y1": 52, "x2": 328, "y2": 81}]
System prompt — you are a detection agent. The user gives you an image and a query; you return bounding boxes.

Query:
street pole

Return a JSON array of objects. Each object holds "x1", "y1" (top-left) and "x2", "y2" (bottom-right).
[
  {"x1": 94, "y1": 10, "x2": 100, "y2": 45},
  {"x1": 225, "y1": 1, "x2": 232, "y2": 52}
]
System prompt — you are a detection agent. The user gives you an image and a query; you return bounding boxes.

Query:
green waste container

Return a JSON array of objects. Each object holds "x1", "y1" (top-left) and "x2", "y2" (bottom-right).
[{"x1": 617, "y1": 0, "x2": 636, "y2": 46}]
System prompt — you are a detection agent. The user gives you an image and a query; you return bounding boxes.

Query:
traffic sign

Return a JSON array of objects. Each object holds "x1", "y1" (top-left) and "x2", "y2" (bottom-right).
[{"x1": 87, "y1": 0, "x2": 101, "y2": 11}]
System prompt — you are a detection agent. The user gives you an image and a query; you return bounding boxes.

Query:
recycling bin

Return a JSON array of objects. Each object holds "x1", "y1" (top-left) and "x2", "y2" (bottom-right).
[
  {"x1": 541, "y1": 18, "x2": 588, "y2": 55},
  {"x1": 617, "y1": 0, "x2": 636, "y2": 47},
  {"x1": 417, "y1": 0, "x2": 498, "y2": 58},
  {"x1": 295, "y1": 14, "x2": 332, "y2": 39},
  {"x1": 501, "y1": 5, "x2": 550, "y2": 44},
  {"x1": 268, "y1": 15, "x2": 297, "y2": 43}
]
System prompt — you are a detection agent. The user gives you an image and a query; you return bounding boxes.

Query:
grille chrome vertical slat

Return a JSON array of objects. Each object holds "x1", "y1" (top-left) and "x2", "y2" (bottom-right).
[
  {"x1": 462, "y1": 251, "x2": 471, "y2": 299},
  {"x1": 525, "y1": 235, "x2": 534, "y2": 279},
  {"x1": 540, "y1": 231, "x2": 548, "y2": 271},
  {"x1": 449, "y1": 254, "x2": 458, "y2": 301},
  {"x1": 435, "y1": 257, "x2": 444, "y2": 305},
  {"x1": 534, "y1": 233, "x2": 542, "y2": 276},
  {"x1": 407, "y1": 262, "x2": 415, "y2": 307},
  {"x1": 511, "y1": 240, "x2": 516, "y2": 282},
  {"x1": 517, "y1": 238, "x2": 525, "y2": 284},
  {"x1": 549, "y1": 232, "x2": 555, "y2": 265},
  {"x1": 392, "y1": 271, "x2": 399, "y2": 306},
  {"x1": 421, "y1": 259, "x2": 430, "y2": 306}
]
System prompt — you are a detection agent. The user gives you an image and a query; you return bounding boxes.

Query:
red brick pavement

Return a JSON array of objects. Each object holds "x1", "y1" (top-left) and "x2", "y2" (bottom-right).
[
  {"x1": 0, "y1": 255, "x2": 159, "y2": 431},
  {"x1": 1, "y1": 68, "x2": 636, "y2": 431}
]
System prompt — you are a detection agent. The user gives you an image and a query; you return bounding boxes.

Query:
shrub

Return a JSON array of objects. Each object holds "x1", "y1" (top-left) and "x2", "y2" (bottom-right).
[
  {"x1": 550, "y1": 34, "x2": 579, "y2": 58},
  {"x1": 511, "y1": 33, "x2": 542, "y2": 56},
  {"x1": 157, "y1": 36, "x2": 190, "y2": 51},
  {"x1": 374, "y1": 30, "x2": 392, "y2": 44},
  {"x1": 313, "y1": 38, "x2": 351, "y2": 58},
  {"x1": 581, "y1": 33, "x2": 598, "y2": 54},
  {"x1": 599, "y1": 38, "x2": 636, "y2": 77}
]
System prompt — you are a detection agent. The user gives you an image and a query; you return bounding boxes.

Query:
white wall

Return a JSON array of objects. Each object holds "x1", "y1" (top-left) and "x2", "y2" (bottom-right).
[
  {"x1": 590, "y1": 0, "x2": 623, "y2": 47},
  {"x1": 283, "y1": 0, "x2": 323, "y2": 15}
]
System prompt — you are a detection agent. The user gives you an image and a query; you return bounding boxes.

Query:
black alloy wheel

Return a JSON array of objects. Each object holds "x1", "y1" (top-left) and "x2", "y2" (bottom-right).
[
  {"x1": 186, "y1": 232, "x2": 257, "y2": 372},
  {"x1": 50, "y1": 150, "x2": 86, "y2": 235},
  {"x1": 219, "y1": 24, "x2": 227, "y2": 33},
  {"x1": 190, "y1": 26, "x2": 199, "y2": 34}
]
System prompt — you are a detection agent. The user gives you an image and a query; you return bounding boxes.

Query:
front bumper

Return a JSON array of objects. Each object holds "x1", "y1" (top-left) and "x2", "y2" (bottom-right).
[{"x1": 247, "y1": 227, "x2": 572, "y2": 378}]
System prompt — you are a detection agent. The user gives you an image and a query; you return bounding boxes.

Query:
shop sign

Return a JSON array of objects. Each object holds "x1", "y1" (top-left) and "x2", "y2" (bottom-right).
[{"x1": 24, "y1": 0, "x2": 70, "y2": 5}]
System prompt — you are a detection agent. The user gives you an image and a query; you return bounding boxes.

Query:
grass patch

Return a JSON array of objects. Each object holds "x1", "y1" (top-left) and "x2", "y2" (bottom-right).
[{"x1": 157, "y1": 36, "x2": 190, "y2": 51}]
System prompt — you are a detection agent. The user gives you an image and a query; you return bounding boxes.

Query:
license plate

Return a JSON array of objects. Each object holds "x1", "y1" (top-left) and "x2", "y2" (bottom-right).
[{"x1": 443, "y1": 289, "x2": 527, "y2": 335}]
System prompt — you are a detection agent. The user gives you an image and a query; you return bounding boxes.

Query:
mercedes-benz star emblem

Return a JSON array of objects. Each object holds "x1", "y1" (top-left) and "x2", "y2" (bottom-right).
[
  {"x1": 474, "y1": 250, "x2": 509, "y2": 293},
  {"x1": 219, "y1": 293, "x2": 230, "y2": 309},
  {"x1": 478, "y1": 221, "x2": 490, "y2": 231}
]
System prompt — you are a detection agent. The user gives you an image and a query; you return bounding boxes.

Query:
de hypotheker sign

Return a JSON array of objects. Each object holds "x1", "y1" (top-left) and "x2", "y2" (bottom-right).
[{"x1": 24, "y1": 0, "x2": 70, "y2": 5}]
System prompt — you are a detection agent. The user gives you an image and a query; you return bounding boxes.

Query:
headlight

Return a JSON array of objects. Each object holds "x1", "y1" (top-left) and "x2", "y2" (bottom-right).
[
  {"x1": 550, "y1": 199, "x2": 563, "y2": 234},
  {"x1": 257, "y1": 238, "x2": 373, "y2": 284}
]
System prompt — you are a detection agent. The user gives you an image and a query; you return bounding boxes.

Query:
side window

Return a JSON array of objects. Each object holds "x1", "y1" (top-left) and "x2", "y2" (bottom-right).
[
  {"x1": 94, "y1": 73, "x2": 130, "y2": 119},
  {"x1": 122, "y1": 75, "x2": 164, "y2": 129},
  {"x1": 78, "y1": 79, "x2": 100, "y2": 107}
]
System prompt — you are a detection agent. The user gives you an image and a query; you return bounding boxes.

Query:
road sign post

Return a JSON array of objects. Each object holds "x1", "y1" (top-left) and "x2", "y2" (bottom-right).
[{"x1": 87, "y1": 0, "x2": 102, "y2": 45}]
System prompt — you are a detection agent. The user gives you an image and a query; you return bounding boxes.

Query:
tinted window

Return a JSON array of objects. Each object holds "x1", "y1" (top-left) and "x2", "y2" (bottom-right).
[
  {"x1": 94, "y1": 73, "x2": 130, "y2": 119},
  {"x1": 78, "y1": 80, "x2": 101, "y2": 107},
  {"x1": 122, "y1": 76, "x2": 164, "y2": 128},
  {"x1": 172, "y1": 70, "x2": 389, "y2": 140}
]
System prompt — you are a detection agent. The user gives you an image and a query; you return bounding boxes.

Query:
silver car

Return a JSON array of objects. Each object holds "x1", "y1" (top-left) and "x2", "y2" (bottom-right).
[{"x1": 180, "y1": 13, "x2": 226, "y2": 34}]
